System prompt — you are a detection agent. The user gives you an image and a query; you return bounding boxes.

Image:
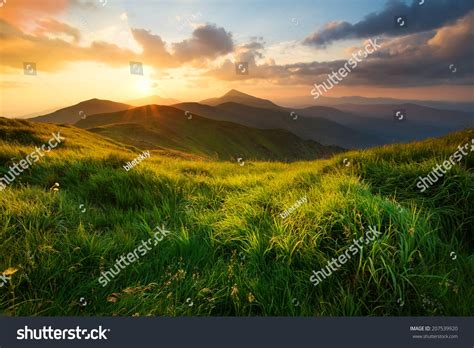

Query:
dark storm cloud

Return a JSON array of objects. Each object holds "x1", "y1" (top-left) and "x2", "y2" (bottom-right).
[{"x1": 304, "y1": 0, "x2": 474, "y2": 47}]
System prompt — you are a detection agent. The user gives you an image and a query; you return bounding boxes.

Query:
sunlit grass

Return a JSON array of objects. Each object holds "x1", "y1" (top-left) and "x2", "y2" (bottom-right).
[{"x1": 0, "y1": 119, "x2": 473, "y2": 316}]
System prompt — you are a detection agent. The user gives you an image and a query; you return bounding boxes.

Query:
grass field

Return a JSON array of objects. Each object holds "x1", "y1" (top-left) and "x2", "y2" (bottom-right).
[{"x1": 0, "y1": 118, "x2": 473, "y2": 316}]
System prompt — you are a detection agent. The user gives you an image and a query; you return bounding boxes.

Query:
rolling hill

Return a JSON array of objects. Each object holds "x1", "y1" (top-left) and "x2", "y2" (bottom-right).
[
  {"x1": 29, "y1": 98, "x2": 131, "y2": 124},
  {"x1": 75, "y1": 105, "x2": 342, "y2": 161}
]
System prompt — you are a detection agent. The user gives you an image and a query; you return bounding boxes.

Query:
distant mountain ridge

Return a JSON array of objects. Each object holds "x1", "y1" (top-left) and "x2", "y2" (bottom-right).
[
  {"x1": 28, "y1": 89, "x2": 473, "y2": 150},
  {"x1": 30, "y1": 99, "x2": 131, "y2": 124},
  {"x1": 276, "y1": 94, "x2": 474, "y2": 112},
  {"x1": 316, "y1": 103, "x2": 474, "y2": 143}
]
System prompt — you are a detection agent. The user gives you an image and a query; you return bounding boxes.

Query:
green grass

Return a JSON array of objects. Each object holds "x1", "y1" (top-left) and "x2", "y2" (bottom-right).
[{"x1": 0, "y1": 118, "x2": 473, "y2": 316}]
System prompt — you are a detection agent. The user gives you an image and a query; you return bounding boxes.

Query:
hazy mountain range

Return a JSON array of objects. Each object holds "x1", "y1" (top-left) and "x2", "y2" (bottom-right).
[
  {"x1": 26, "y1": 89, "x2": 473, "y2": 155},
  {"x1": 276, "y1": 95, "x2": 474, "y2": 113}
]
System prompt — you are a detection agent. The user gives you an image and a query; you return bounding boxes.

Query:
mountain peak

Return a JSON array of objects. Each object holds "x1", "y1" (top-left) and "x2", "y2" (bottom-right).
[
  {"x1": 200, "y1": 89, "x2": 282, "y2": 110},
  {"x1": 223, "y1": 89, "x2": 250, "y2": 98}
]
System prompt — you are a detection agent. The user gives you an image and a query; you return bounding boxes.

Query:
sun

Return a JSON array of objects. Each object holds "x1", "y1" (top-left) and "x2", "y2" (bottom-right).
[{"x1": 135, "y1": 78, "x2": 154, "y2": 94}]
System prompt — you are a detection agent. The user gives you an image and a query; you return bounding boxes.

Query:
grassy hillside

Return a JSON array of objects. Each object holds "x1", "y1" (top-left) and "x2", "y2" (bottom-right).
[
  {"x1": 75, "y1": 105, "x2": 341, "y2": 161},
  {"x1": 30, "y1": 99, "x2": 131, "y2": 124},
  {"x1": 0, "y1": 118, "x2": 473, "y2": 316}
]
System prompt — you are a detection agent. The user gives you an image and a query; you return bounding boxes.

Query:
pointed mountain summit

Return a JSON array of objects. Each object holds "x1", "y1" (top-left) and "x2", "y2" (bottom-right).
[
  {"x1": 200, "y1": 89, "x2": 282, "y2": 110},
  {"x1": 223, "y1": 89, "x2": 252, "y2": 98}
]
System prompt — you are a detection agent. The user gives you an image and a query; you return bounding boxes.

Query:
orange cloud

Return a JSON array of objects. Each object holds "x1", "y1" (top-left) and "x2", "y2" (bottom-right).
[
  {"x1": 0, "y1": 17, "x2": 236, "y2": 73},
  {"x1": 427, "y1": 11, "x2": 474, "y2": 59},
  {"x1": 34, "y1": 18, "x2": 81, "y2": 42},
  {"x1": 0, "y1": 0, "x2": 69, "y2": 28},
  {"x1": 0, "y1": 19, "x2": 135, "y2": 72}
]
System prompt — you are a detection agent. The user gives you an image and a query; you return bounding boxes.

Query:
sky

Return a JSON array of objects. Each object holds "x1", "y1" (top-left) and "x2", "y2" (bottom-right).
[{"x1": 0, "y1": 0, "x2": 473, "y2": 117}]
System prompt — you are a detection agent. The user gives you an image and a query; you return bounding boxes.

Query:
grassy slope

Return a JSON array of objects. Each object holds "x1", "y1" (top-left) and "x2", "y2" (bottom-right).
[
  {"x1": 76, "y1": 105, "x2": 342, "y2": 161},
  {"x1": 0, "y1": 118, "x2": 473, "y2": 316},
  {"x1": 30, "y1": 99, "x2": 131, "y2": 124}
]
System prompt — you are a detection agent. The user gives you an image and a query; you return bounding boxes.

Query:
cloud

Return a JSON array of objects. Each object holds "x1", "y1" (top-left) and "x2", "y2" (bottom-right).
[
  {"x1": 208, "y1": 12, "x2": 474, "y2": 87},
  {"x1": 131, "y1": 29, "x2": 176, "y2": 67},
  {"x1": 34, "y1": 18, "x2": 81, "y2": 42},
  {"x1": 0, "y1": 18, "x2": 235, "y2": 72},
  {"x1": 0, "y1": 19, "x2": 135, "y2": 72},
  {"x1": 172, "y1": 24, "x2": 234, "y2": 63},
  {"x1": 0, "y1": 0, "x2": 69, "y2": 28},
  {"x1": 206, "y1": 40, "x2": 269, "y2": 80},
  {"x1": 130, "y1": 24, "x2": 234, "y2": 68},
  {"x1": 304, "y1": 0, "x2": 474, "y2": 47}
]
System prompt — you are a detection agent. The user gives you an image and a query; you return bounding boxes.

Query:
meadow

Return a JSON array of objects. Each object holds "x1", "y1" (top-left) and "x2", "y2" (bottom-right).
[{"x1": 0, "y1": 118, "x2": 473, "y2": 316}]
